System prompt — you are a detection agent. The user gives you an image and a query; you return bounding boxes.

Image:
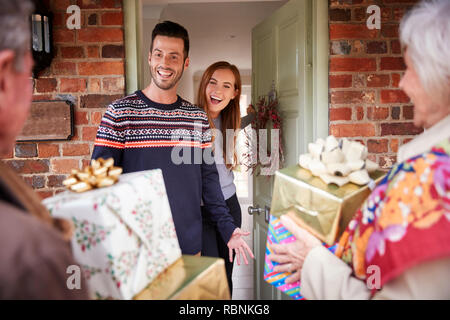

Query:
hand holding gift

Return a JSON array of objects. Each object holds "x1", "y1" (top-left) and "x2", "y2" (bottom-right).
[
  {"x1": 227, "y1": 228, "x2": 255, "y2": 265},
  {"x1": 267, "y1": 215, "x2": 321, "y2": 284}
]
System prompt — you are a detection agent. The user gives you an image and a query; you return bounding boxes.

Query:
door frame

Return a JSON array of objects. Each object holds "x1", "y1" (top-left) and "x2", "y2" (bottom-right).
[{"x1": 312, "y1": 0, "x2": 329, "y2": 140}]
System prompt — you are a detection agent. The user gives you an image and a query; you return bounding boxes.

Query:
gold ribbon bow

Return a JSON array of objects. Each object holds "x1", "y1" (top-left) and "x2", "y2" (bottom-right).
[{"x1": 63, "y1": 158, "x2": 123, "y2": 193}]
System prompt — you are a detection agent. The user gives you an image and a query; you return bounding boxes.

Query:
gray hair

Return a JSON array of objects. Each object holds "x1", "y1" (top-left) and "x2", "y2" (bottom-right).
[
  {"x1": 0, "y1": 0, "x2": 34, "y2": 71},
  {"x1": 400, "y1": 0, "x2": 450, "y2": 107}
]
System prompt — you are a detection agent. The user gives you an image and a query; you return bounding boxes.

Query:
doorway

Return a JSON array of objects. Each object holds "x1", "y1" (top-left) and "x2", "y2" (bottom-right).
[{"x1": 127, "y1": 0, "x2": 288, "y2": 300}]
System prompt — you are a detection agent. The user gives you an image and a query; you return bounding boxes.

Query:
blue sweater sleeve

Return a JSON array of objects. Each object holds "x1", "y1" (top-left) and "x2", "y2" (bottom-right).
[{"x1": 201, "y1": 151, "x2": 237, "y2": 244}]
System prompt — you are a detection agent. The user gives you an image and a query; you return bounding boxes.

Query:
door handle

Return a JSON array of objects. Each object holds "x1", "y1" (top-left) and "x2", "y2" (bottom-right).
[
  {"x1": 248, "y1": 205, "x2": 271, "y2": 223},
  {"x1": 248, "y1": 206, "x2": 263, "y2": 216}
]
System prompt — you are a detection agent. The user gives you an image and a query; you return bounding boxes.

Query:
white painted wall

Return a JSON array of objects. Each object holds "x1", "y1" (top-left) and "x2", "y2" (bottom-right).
[{"x1": 141, "y1": 1, "x2": 287, "y2": 103}]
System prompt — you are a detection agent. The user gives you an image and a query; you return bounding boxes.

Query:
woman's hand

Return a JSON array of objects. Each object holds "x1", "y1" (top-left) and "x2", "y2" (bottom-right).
[
  {"x1": 227, "y1": 228, "x2": 255, "y2": 265},
  {"x1": 246, "y1": 104, "x2": 256, "y2": 114},
  {"x1": 267, "y1": 215, "x2": 321, "y2": 283}
]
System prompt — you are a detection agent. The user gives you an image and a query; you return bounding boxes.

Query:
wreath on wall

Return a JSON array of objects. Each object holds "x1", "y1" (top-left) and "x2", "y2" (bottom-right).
[{"x1": 243, "y1": 95, "x2": 285, "y2": 176}]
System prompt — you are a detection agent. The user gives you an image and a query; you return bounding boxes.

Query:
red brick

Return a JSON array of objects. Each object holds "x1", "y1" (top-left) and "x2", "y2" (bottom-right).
[
  {"x1": 329, "y1": 75, "x2": 352, "y2": 88},
  {"x1": 367, "y1": 74, "x2": 390, "y2": 87},
  {"x1": 366, "y1": 41, "x2": 387, "y2": 54},
  {"x1": 60, "y1": 46, "x2": 84, "y2": 59},
  {"x1": 391, "y1": 40, "x2": 401, "y2": 54},
  {"x1": 78, "y1": 0, "x2": 122, "y2": 9},
  {"x1": 60, "y1": 78, "x2": 87, "y2": 93},
  {"x1": 78, "y1": 28, "x2": 123, "y2": 43},
  {"x1": 391, "y1": 73, "x2": 401, "y2": 87},
  {"x1": 23, "y1": 175, "x2": 45, "y2": 189},
  {"x1": 381, "y1": 122, "x2": 423, "y2": 136},
  {"x1": 74, "y1": 111, "x2": 89, "y2": 125},
  {"x1": 330, "y1": 107, "x2": 352, "y2": 121},
  {"x1": 15, "y1": 143, "x2": 37, "y2": 158},
  {"x1": 32, "y1": 94, "x2": 53, "y2": 101},
  {"x1": 380, "y1": 57, "x2": 406, "y2": 71},
  {"x1": 35, "y1": 78, "x2": 57, "y2": 93},
  {"x1": 390, "y1": 139, "x2": 399, "y2": 153},
  {"x1": 403, "y1": 105, "x2": 414, "y2": 120},
  {"x1": 381, "y1": 24, "x2": 399, "y2": 38},
  {"x1": 53, "y1": 29, "x2": 75, "y2": 43},
  {"x1": 367, "y1": 139, "x2": 388, "y2": 153},
  {"x1": 367, "y1": 106, "x2": 389, "y2": 120},
  {"x1": 51, "y1": 158, "x2": 80, "y2": 174},
  {"x1": 91, "y1": 111, "x2": 104, "y2": 125},
  {"x1": 87, "y1": 46, "x2": 100, "y2": 58},
  {"x1": 6, "y1": 159, "x2": 50, "y2": 174},
  {"x1": 330, "y1": 123, "x2": 375, "y2": 137},
  {"x1": 330, "y1": 24, "x2": 378, "y2": 40},
  {"x1": 381, "y1": 7, "x2": 392, "y2": 21},
  {"x1": 38, "y1": 143, "x2": 60, "y2": 158},
  {"x1": 330, "y1": 58, "x2": 376, "y2": 72},
  {"x1": 356, "y1": 106, "x2": 364, "y2": 120},
  {"x1": 331, "y1": 91, "x2": 375, "y2": 104},
  {"x1": 47, "y1": 175, "x2": 67, "y2": 188},
  {"x1": 102, "y1": 77, "x2": 124, "y2": 92},
  {"x1": 53, "y1": 61, "x2": 77, "y2": 75},
  {"x1": 329, "y1": 9, "x2": 351, "y2": 21},
  {"x1": 101, "y1": 12, "x2": 123, "y2": 25},
  {"x1": 62, "y1": 144, "x2": 91, "y2": 156},
  {"x1": 82, "y1": 126, "x2": 99, "y2": 141},
  {"x1": 53, "y1": 13, "x2": 64, "y2": 27},
  {"x1": 88, "y1": 78, "x2": 101, "y2": 93},
  {"x1": 381, "y1": 90, "x2": 410, "y2": 103},
  {"x1": 78, "y1": 61, "x2": 124, "y2": 76},
  {"x1": 102, "y1": 45, "x2": 124, "y2": 58},
  {"x1": 50, "y1": 0, "x2": 71, "y2": 11},
  {"x1": 80, "y1": 94, "x2": 122, "y2": 108}
]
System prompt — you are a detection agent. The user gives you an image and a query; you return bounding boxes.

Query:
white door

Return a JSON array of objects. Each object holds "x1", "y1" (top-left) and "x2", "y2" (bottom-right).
[{"x1": 250, "y1": 0, "x2": 329, "y2": 300}]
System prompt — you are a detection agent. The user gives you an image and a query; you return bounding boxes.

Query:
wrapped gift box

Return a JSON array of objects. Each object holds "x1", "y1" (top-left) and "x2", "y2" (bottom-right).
[
  {"x1": 134, "y1": 255, "x2": 230, "y2": 300},
  {"x1": 43, "y1": 169, "x2": 181, "y2": 300},
  {"x1": 264, "y1": 215, "x2": 336, "y2": 300},
  {"x1": 270, "y1": 165, "x2": 386, "y2": 245}
]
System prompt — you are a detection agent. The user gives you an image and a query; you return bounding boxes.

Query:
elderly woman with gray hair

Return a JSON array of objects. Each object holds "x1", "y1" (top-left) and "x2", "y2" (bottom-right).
[{"x1": 267, "y1": 0, "x2": 450, "y2": 299}]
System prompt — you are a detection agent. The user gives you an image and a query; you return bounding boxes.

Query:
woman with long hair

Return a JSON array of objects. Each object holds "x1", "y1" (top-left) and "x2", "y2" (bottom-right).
[{"x1": 197, "y1": 61, "x2": 254, "y2": 296}]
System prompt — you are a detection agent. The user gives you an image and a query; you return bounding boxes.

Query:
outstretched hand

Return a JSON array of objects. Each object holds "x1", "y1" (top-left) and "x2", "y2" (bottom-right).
[{"x1": 227, "y1": 228, "x2": 255, "y2": 265}]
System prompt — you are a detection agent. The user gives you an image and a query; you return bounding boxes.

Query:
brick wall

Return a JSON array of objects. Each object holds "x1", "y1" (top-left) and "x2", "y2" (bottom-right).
[
  {"x1": 328, "y1": 0, "x2": 421, "y2": 169},
  {"x1": 1, "y1": 0, "x2": 125, "y2": 199}
]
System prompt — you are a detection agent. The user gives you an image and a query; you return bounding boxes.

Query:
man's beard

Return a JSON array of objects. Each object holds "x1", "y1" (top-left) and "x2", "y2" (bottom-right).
[{"x1": 150, "y1": 66, "x2": 184, "y2": 90}]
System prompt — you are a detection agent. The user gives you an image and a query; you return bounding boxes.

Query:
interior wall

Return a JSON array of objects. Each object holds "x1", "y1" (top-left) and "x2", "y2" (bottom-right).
[{"x1": 141, "y1": 1, "x2": 286, "y2": 103}]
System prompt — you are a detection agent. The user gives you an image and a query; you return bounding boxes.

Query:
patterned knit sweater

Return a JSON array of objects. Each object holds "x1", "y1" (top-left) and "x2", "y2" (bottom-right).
[{"x1": 92, "y1": 90, "x2": 236, "y2": 254}]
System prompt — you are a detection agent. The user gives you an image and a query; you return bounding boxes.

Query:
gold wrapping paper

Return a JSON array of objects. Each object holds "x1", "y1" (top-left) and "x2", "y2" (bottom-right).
[
  {"x1": 270, "y1": 165, "x2": 386, "y2": 245},
  {"x1": 133, "y1": 255, "x2": 230, "y2": 300}
]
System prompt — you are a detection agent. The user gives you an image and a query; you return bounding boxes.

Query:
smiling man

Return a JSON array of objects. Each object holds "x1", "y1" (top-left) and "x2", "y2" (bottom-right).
[{"x1": 92, "y1": 21, "x2": 253, "y2": 265}]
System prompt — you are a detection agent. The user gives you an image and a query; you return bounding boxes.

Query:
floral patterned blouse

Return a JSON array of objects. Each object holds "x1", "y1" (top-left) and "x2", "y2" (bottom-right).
[{"x1": 335, "y1": 138, "x2": 450, "y2": 296}]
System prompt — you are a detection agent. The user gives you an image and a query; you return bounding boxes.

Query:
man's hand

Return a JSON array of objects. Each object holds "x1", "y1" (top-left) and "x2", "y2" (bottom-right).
[{"x1": 227, "y1": 228, "x2": 254, "y2": 265}]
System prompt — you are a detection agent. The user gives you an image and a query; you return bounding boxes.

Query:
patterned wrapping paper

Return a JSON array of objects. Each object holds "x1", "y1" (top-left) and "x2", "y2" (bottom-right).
[
  {"x1": 264, "y1": 214, "x2": 336, "y2": 300},
  {"x1": 43, "y1": 169, "x2": 181, "y2": 300}
]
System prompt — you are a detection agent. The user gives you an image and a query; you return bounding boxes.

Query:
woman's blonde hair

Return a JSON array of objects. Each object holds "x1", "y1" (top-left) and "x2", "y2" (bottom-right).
[{"x1": 400, "y1": 0, "x2": 450, "y2": 107}]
